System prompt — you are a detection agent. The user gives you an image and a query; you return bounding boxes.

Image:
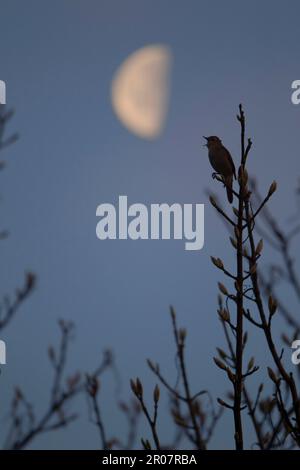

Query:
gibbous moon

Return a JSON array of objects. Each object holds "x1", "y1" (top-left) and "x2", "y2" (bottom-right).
[{"x1": 111, "y1": 45, "x2": 172, "y2": 139}]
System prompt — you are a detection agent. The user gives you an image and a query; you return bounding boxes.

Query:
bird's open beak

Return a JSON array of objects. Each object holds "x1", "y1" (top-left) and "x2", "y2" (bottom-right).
[{"x1": 203, "y1": 136, "x2": 208, "y2": 147}]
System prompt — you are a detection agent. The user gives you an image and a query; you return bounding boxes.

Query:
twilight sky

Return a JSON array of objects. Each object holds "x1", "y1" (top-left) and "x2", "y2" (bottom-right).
[{"x1": 0, "y1": 0, "x2": 299, "y2": 449}]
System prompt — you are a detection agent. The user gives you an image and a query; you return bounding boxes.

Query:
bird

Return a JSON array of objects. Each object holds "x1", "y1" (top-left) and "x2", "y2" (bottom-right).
[{"x1": 203, "y1": 136, "x2": 236, "y2": 203}]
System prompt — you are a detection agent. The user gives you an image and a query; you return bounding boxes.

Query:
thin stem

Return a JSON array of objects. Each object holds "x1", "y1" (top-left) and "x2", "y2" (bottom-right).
[
  {"x1": 232, "y1": 104, "x2": 247, "y2": 451},
  {"x1": 170, "y1": 312, "x2": 206, "y2": 450}
]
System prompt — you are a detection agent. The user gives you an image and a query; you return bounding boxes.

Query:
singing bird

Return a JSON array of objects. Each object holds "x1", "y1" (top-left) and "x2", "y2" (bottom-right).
[{"x1": 203, "y1": 136, "x2": 236, "y2": 203}]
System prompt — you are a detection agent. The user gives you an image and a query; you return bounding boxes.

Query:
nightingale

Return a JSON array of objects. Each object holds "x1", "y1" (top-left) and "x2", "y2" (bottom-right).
[{"x1": 203, "y1": 136, "x2": 236, "y2": 203}]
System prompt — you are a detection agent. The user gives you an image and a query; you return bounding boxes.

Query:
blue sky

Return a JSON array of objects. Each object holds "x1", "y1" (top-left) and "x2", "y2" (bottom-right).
[{"x1": 0, "y1": 0, "x2": 300, "y2": 449}]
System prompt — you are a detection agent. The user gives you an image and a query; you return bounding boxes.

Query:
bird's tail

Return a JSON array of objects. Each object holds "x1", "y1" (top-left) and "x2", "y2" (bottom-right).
[{"x1": 226, "y1": 176, "x2": 233, "y2": 203}]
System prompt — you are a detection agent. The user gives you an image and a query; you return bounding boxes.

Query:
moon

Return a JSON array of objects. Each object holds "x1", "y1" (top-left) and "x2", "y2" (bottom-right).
[{"x1": 111, "y1": 45, "x2": 172, "y2": 139}]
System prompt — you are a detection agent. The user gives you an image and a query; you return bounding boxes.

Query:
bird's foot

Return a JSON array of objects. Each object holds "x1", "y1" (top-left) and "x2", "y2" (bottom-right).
[{"x1": 212, "y1": 172, "x2": 223, "y2": 181}]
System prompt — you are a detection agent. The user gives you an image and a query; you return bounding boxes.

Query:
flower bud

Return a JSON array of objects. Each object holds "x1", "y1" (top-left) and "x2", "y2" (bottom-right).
[
  {"x1": 218, "y1": 282, "x2": 228, "y2": 296},
  {"x1": 268, "y1": 181, "x2": 277, "y2": 197},
  {"x1": 213, "y1": 357, "x2": 227, "y2": 370},
  {"x1": 153, "y1": 385, "x2": 160, "y2": 403},
  {"x1": 255, "y1": 239, "x2": 263, "y2": 256},
  {"x1": 211, "y1": 256, "x2": 224, "y2": 270},
  {"x1": 268, "y1": 296, "x2": 277, "y2": 316},
  {"x1": 247, "y1": 357, "x2": 255, "y2": 371},
  {"x1": 230, "y1": 237, "x2": 238, "y2": 249},
  {"x1": 267, "y1": 367, "x2": 278, "y2": 384},
  {"x1": 179, "y1": 328, "x2": 187, "y2": 343},
  {"x1": 210, "y1": 196, "x2": 217, "y2": 207}
]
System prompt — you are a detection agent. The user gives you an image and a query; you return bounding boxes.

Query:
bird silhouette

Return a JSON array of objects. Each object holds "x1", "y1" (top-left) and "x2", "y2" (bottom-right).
[{"x1": 203, "y1": 136, "x2": 236, "y2": 203}]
